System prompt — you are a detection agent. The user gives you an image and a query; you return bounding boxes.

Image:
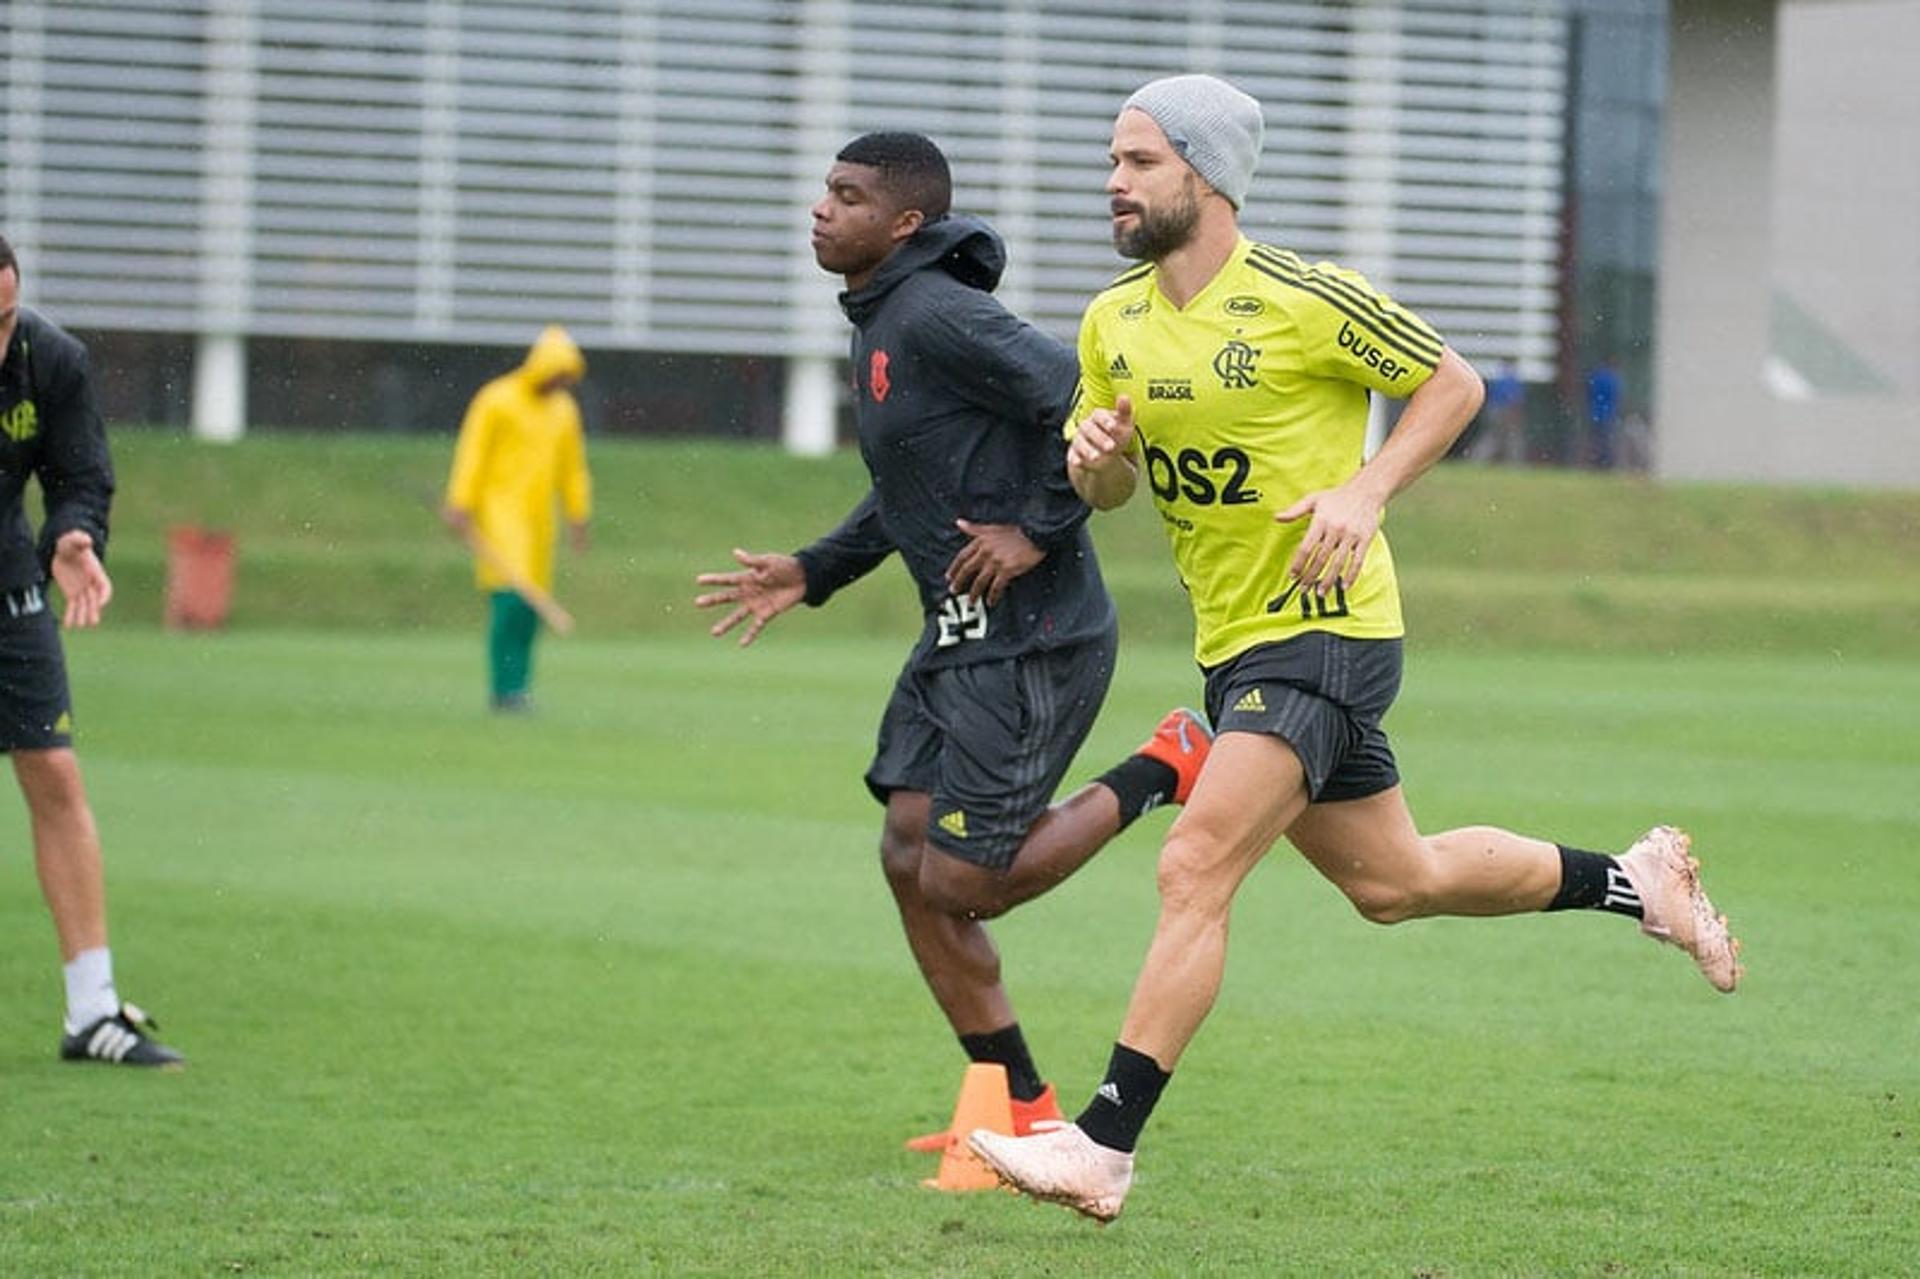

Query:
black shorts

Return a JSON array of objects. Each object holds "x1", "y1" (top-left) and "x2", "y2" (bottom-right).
[
  {"x1": 1203, "y1": 632, "x2": 1402, "y2": 803},
  {"x1": 866, "y1": 628, "x2": 1118, "y2": 871},
  {"x1": 0, "y1": 586, "x2": 74, "y2": 752}
]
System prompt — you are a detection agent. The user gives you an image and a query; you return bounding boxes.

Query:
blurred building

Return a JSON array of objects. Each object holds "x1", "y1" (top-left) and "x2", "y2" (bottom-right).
[{"x1": 1656, "y1": 0, "x2": 1920, "y2": 488}]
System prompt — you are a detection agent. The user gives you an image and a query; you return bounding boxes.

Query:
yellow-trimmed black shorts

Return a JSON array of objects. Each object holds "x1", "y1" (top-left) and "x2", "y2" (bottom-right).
[
  {"x1": 1203, "y1": 632, "x2": 1403, "y2": 803},
  {"x1": 866, "y1": 627, "x2": 1118, "y2": 870},
  {"x1": 0, "y1": 586, "x2": 74, "y2": 752}
]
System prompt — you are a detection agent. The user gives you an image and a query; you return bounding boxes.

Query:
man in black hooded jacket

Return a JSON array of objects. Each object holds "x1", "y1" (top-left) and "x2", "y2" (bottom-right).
[
  {"x1": 0, "y1": 234, "x2": 182, "y2": 1066},
  {"x1": 697, "y1": 134, "x2": 1208, "y2": 1151}
]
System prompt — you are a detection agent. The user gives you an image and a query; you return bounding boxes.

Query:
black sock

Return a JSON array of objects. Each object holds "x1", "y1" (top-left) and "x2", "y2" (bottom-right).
[
  {"x1": 1075, "y1": 1042, "x2": 1171, "y2": 1153},
  {"x1": 1544, "y1": 845, "x2": 1644, "y2": 919},
  {"x1": 959, "y1": 1024, "x2": 1045, "y2": 1102},
  {"x1": 1095, "y1": 755, "x2": 1178, "y2": 829}
]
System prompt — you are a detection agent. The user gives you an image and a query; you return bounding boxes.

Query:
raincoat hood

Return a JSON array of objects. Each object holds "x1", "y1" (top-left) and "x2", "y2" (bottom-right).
[
  {"x1": 839, "y1": 214, "x2": 1006, "y2": 325},
  {"x1": 519, "y1": 325, "x2": 586, "y2": 388}
]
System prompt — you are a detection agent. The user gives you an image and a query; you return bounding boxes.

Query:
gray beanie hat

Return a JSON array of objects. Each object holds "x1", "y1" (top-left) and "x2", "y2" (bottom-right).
[{"x1": 1122, "y1": 74, "x2": 1264, "y2": 209}]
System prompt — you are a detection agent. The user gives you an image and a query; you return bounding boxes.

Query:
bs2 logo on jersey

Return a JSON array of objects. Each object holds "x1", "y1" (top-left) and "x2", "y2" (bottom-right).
[{"x1": 1142, "y1": 443, "x2": 1260, "y2": 507}]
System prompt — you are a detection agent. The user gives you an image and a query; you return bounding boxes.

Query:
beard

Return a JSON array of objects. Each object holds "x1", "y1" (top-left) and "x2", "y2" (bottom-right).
[{"x1": 1112, "y1": 177, "x2": 1202, "y2": 261}]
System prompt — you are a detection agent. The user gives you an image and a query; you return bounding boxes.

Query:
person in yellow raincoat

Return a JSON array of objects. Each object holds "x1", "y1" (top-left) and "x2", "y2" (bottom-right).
[{"x1": 442, "y1": 326, "x2": 592, "y2": 711}]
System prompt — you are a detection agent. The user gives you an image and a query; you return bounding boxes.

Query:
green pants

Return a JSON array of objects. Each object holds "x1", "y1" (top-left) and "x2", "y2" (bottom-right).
[{"x1": 487, "y1": 590, "x2": 540, "y2": 704}]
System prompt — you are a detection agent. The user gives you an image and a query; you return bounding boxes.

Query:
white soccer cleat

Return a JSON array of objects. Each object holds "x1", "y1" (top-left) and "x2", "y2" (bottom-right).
[
  {"x1": 967, "y1": 1122, "x2": 1135, "y2": 1223},
  {"x1": 1618, "y1": 825, "x2": 1743, "y2": 993}
]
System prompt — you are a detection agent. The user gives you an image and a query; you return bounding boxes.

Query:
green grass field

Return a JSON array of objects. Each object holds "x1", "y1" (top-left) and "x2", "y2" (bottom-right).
[
  {"x1": 1, "y1": 627, "x2": 1915, "y2": 1275},
  {"x1": 0, "y1": 436, "x2": 1917, "y2": 1273}
]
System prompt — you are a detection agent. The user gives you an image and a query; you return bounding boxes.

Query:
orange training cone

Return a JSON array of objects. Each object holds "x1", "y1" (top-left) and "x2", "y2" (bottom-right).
[{"x1": 922, "y1": 1063, "x2": 1015, "y2": 1191}]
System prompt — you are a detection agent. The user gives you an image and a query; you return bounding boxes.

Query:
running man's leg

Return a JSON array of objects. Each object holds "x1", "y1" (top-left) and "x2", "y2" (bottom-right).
[
  {"x1": 880, "y1": 789, "x2": 1015, "y2": 1037},
  {"x1": 1114, "y1": 730, "x2": 1309, "y2": 1068},
  {"x1": 1287, "y1": 791, "x2": 1741, "y2": 990},
  {"x1": 967, "y1": 729, "x2": 1309, "y2": 1220},
  {"x1": 881, "y1": 788, "x2": 1064, "y2": 1143},
  {"x1": 985, "y1": 636, "x2": 1354, "y2": 1173},
  {"x1": 1286, "y1": 788, "x2": 1561, "y2": 921},
  {"x1": 867, "y1": 667, "x2": 1060, "y2": 1133},
  {"x1": 1069, "y1": 731, "x2": 1311, "y2": 1150}
]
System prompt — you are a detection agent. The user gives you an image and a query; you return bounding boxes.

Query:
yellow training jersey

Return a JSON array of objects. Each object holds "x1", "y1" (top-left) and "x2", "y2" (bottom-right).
[{"x1": 1072, "y1": 238, "x2": 1443, "y2": 667}]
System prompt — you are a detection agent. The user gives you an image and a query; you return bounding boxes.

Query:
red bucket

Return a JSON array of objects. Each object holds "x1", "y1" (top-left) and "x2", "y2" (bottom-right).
[{"x1": 163, "y1": 526, "x2": 236, "y2": 630}]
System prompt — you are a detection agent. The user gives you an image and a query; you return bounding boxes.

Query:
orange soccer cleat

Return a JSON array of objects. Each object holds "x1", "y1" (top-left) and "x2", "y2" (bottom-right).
[
  {"x1": 1135, "y1": 707, "x2": 1214, "y2": 805},
  {"x1": 905, "y1": 1082, "x2": 1063, "y2": 1153}
]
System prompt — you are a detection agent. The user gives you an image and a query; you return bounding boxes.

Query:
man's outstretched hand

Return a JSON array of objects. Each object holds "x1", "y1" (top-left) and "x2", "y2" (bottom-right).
[{"x1": 694, "y1": 548, "x2": 806, "y2": 647}]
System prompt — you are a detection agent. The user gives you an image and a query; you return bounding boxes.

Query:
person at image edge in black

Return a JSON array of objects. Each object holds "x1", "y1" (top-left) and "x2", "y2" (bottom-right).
[{"x1": 0, "y1": 233, "x2": 183, "y2": 1066}]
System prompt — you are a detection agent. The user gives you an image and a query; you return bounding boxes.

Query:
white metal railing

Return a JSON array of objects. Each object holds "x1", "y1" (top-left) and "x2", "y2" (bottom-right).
[{"x1": 3, "y1": 0, "x2": 1568, "y2": 379}]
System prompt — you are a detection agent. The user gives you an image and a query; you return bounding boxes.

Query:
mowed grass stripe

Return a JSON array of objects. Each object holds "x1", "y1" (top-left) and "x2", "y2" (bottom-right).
[
  {"x1": 0, "y1": 630, "x2": 1913, "y2": 1274},
  {"x1": 91, "y1": 431, "x2": 1920, "y2": 655}
]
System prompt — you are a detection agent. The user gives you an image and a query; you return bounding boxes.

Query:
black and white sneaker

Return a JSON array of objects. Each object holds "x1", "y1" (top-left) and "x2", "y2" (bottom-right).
[{"x1": 60, "y1": 1003, "x2": 185, "y2": 1068}]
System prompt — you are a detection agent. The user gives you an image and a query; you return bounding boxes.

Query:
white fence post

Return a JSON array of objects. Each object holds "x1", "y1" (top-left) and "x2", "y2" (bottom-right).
[
  {"x1": 195, "y1": 0, "x2": 257, "y2": 441},
  {"x1": 783, "y1": 0, "x2": 850, "y2": 456}
]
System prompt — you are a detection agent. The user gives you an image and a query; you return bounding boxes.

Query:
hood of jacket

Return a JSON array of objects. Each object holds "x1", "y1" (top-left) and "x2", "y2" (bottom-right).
[
  {"x1": 519, "y1": 325, "x2": 586, "y2": 389},
  {"x1": 839, "y1": 214, "x2": 1006, "y2": 326}
]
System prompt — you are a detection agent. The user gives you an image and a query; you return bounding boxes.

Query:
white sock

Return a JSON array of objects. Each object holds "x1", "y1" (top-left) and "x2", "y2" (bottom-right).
[{"x1": 63, "y1": 947, "x2": 120, "y2": 1034}]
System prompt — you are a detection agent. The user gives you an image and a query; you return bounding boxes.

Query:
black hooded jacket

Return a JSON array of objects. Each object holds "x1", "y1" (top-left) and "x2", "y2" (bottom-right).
[
  {"x1": 0, "y1": 309, "x2": 115, "y2": 592},
  {"x1": 795, "y1": 215, "x2": 1115, "y2": 670}
]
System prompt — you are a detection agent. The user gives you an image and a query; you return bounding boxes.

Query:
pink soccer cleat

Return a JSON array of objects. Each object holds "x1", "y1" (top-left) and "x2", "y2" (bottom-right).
[
  {"x1": 1617, "y1": 825, "x2": 1743, "y2": 993},
  {"x1": 967, "y1": 1122, "x2": 1135, "y2": 1223}
]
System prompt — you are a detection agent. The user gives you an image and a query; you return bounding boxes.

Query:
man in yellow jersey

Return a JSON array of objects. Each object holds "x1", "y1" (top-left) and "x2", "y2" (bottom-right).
[
  {"x1": 970, "y1": 74, "x2": 1742, "y2": 1222},
  {"x1": 443, "y1": 326, "x2": 592, "y2": 712}
]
